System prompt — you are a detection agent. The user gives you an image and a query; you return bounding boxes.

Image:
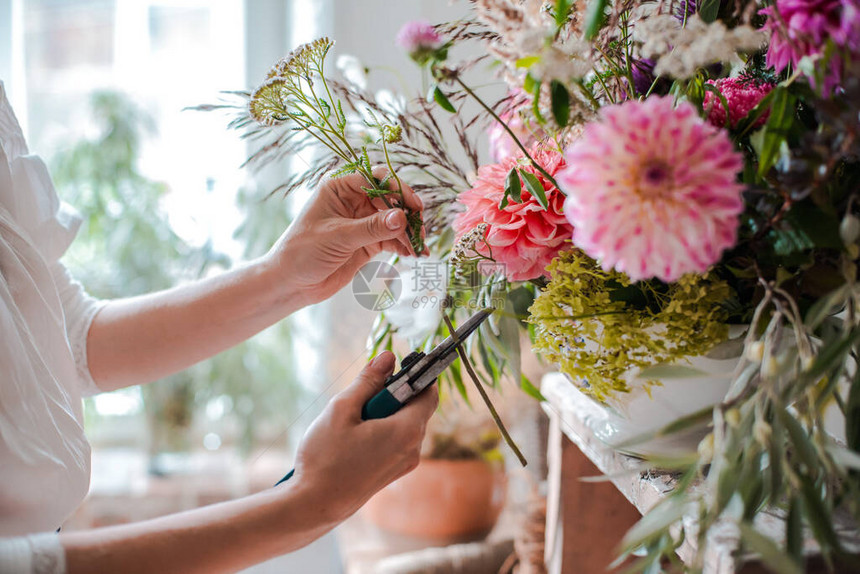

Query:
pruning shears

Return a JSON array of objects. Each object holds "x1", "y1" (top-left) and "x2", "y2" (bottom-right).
[{"x1": 275, "y1": 308, "x2": 493, "y2": 487}]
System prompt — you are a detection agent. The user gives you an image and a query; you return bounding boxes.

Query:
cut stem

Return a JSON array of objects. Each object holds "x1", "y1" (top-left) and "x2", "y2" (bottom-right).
[
  {"x1": 452, "y1": 77, "x2": 561, "y2": 193},
  {"x1": 442, "y1": 312, "x2": 527, "y2": 467}
]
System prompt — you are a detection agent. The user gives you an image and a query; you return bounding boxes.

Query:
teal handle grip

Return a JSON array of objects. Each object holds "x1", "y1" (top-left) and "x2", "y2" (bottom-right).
[{"x1": 361, "y1": 388, "x2": 403, "y2": 420}]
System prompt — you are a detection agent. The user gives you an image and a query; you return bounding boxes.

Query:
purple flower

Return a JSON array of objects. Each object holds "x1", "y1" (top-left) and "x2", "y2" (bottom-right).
[
  {"x1": 675, "y1": 0, "x2": 699, "y2": 22},
  {"x1": 631, "y1": 58, "x2": 657, "y2": 95},
  {"x1": 396, "y1": 20, "x2": 444, "y2": 64},
  {"x1": 761, "y1": 0, "x2": 860, "y2": 94}
]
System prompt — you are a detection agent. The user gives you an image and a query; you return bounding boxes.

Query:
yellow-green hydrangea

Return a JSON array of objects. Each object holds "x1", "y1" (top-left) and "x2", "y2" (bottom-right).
[{"x1": 528, "y1": 250, "x2": 731, "y2": 402}]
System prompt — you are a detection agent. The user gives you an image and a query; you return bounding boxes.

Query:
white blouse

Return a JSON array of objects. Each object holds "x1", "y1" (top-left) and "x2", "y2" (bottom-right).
[{"x1": 0, "y1": 81, "x2": 104, "y2": 570}]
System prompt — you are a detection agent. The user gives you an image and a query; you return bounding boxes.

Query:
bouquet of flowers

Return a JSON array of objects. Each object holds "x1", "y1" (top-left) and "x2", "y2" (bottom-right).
[{"x1": 215, "y1": 0, "x2": 860, "y2": 570}]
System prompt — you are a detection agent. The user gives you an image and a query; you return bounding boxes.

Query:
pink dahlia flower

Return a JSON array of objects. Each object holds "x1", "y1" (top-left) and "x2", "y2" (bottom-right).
[
  {"x1": 761, "y1": 0, "x2": 860, "y2": 94},
  {"x1": 703, "y1": 77, "x2": 776, "y2": 129},
  {"x1": 396, "y1": 20, "x2": 444, "y2": 63},
  {"x1": 558, "y1": 97, "x2": 745, "y2": 283},
  {"x1": 453, "y1": 146, "x2": 572, "y2": 282}
]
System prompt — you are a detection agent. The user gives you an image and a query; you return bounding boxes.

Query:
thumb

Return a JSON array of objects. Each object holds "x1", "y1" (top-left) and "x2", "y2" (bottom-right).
[
  {"x1": 344, "y1": 209, "x2": 406, "y2": 249},
  {"x1": 339, "y1": 351, "x2": 397, "y2": 407}
]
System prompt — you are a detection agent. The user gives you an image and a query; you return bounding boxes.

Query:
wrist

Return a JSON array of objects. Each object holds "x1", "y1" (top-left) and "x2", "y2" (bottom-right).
[
  {"x1": 280, "y1": 473, "x2": 349, "y2": 530},
  {"x1": 254, "y1": 252, "x2": 309, "y2": 317}
]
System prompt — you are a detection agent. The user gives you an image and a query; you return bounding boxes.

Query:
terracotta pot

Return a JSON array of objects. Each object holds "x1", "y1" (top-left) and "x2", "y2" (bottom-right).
[{"x1": 361, "y1": 458, "x2": 507, "y2": 541}]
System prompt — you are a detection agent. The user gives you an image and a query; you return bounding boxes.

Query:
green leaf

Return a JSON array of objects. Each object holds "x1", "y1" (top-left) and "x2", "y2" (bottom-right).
[
  {"x1": 758, "y1": 87, "x2": 796, "y2": 177},
  {"x1": 803, "y1": 327, "x2": 860, "y2": 383},
  {"x1": 448, "y1": 358, "x2": 470, "y2": 404},
  {"x1": 498, "y1": 300, "x2": 522, "y2": 385},
  {"x1": 705, "y1": 336, "x2": 746, "y2": 360},
  {"x1": 697, "y1": 0, "x2": 720, "y2": 23},
  {"x1": 799, "y1": 477, "x2": 841, "y2": 554},
  {"x1": 848, "y1": 365, "x2": 860, "y2": 452},
  {"x1": 635, "y1": 364, "x2": 710, "y2": 380},
  {"x1": 519, "y1": 169, "x2": 549, "y2": 209},
  {"x1": 550, "y1": 80, "x2": 571, "y2": 127},
  {"x1": 516, "y1": 56, "x2": 540, "y2": 69},
  {"x1": 318, "y1": 98, "x2": 331, "y2": 118},
  {"x1": 786, "y1": 497, "x2": 804, "y2": 566},
  {"x1": 554, "y1": 0, "x2": 573, "y2": 27},
  {"x1": 804, "y1": 285, "x2": 848, "y2": 330},
  {"x1": 523, "y1": 73, "x2": 539, "y2": 95},
  {"x1": 584, "y1": 0, "x2": 609, "y2": 40},
  {"x1": 432, "y1": 85, "x2": 456, "y2": 113},
  {"x1": 531, "y1": 85, "x2": 545, "y2": 124},
  {"x1": 520, "y1": 373, "x2": 545, "y2": 401},
  {"x1": 736, "y1": 89, "x2": 776, "y2": 137},
  {"x1": 738, "y1": 523, "x2": 803, "y2": 574},
  {"x1": 615, "y1": 405, "x2": 714, "y2": 450},
  {"x1": 621, "y1": 498, "x2": 688, "y2": 550},
  {"x1": 777, "y1": 406, "x2": 819, "y2": 472},
  {"x1": 499, "y1": 166, "x2": 523, "y2": 210}
]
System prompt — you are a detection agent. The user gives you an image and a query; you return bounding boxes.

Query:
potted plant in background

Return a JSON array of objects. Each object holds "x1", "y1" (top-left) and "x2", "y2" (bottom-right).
[{"x1": 361, "y1": 390, "x2": 508, "y2": 542}]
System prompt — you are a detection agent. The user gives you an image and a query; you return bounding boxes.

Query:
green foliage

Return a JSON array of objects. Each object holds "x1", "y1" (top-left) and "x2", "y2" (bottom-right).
[
  {"x1": 528, "y1": 250, "x2": 731, "y2": 401},
  {"x1": 584, "y1": 0, "x2": 609, "y2": 40},
  {"x1": 550, "y1": 80, "x2": 571, "y2": 127},
  {"x1": 430, "y1": 85, "x2": 456, "y2": 113},
  {"x1": 249, "y1": 38, "x2": 425, "y2": 253}
]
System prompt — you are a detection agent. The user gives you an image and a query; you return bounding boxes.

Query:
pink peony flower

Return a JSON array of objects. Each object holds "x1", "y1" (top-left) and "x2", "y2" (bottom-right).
[
  {"x1": 396, "y1": 20, "x2": 444, "y2": 63},
  {"x1": 488, "y1": 93, "x2": 545, "y2": 163},
  {"x1": 761, "y1": 0, "x2": 860, "y2": 94},
  {"x1": 558, "y1": 96, "x2": 745, "y2": 283},
  {"x1": 453, "y1": 146, "x2": 573, "y2": 282},
  {"x1": 703, "y1": 77, "x2": 776, "y2": 129}
]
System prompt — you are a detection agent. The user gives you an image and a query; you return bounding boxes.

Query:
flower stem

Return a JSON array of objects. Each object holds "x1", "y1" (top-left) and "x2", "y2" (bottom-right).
[
  {"x1": 452, "y1": 76, "x2": 562, "y2": 193},
  {"x1": 441, "y1": 312, "x2": 528, "y2": 467}
]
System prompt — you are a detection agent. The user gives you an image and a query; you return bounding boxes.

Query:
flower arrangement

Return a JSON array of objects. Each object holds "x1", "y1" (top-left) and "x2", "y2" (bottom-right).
[{"x1": 208, "y1": 0, "x2": 860, "y2": 570}]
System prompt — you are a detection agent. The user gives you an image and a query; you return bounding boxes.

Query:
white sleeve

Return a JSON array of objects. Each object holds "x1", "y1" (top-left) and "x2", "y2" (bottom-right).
[
  {"x1": 50, "y1": 261, "x2": 107, "y2": 397},
  {"x1": 0, "y1": 534, "x2": 67, "y2": 574}
]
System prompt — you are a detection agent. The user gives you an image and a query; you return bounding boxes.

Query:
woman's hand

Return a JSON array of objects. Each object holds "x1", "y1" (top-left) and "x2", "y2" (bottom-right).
[
  {"x1": 289, "y1": 351, "x2": 438, "y2": 523},
  {"x1": 264, "y1": 171, "x2": 426, "y2": 309},
  {"x1": 87, "y1": 172, "x2": 424, "y2": 391}
]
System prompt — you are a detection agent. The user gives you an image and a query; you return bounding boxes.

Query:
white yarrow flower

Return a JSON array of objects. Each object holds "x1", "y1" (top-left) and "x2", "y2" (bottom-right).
[{"x1": 635, "y1": 15, "x2": 765, "y2": 79}]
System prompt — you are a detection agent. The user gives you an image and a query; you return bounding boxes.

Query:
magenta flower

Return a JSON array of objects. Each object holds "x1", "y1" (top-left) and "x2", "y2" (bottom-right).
[
  {"x1": 761, "y1": 0, "x2": 860, "y2": 94},
  {"x1": 703, "y1": 77, "x2": 775, "y2": 129},
  {"x1": 396, "y1": 20, "x2": 444, "y2": 64},
  {"x1": 558, "y1": 97, "x2": 745, "y2": 283},
  {"x1": 453, "y1": 146, "x2": 572, "y2": 282}
]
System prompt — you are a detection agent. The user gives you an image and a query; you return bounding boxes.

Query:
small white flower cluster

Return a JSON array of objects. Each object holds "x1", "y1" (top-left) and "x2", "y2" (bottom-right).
[
  {"x1": 529, "y1": 36, "x2": 594, "y2": 82},
  {"x1": 475, "y1": 0, "x2": 592, "y2": 82},
  {"x1": 451, "y1": 223, "x2": 489, "y2": 261},
  {"x1": 450, "y1": 223, "x2": 490, "y2": 278},
  {"x1": 635, "y1": 14, "x2": 765, "y2": 79},
  {"x1": 267, "y1": 37, "x2": 335, "y2": 79}
]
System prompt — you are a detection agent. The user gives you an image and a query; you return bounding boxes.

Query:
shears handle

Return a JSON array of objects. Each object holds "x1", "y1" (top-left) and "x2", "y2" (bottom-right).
[
  {"x1": 361, "y1": 387, "x2": 404, "y2": 420},
  {"x1": 274, "y1": 379, "x2": 406, "y2": 487}
]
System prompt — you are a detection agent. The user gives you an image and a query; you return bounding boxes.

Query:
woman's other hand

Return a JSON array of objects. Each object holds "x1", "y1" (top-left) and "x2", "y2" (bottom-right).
[
  {"x1": 289, "y1": 351, "x2": 437, "y2": 522},
  {"x1": 265, "y1": 171, "x2": 426, "y2": 309}
]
